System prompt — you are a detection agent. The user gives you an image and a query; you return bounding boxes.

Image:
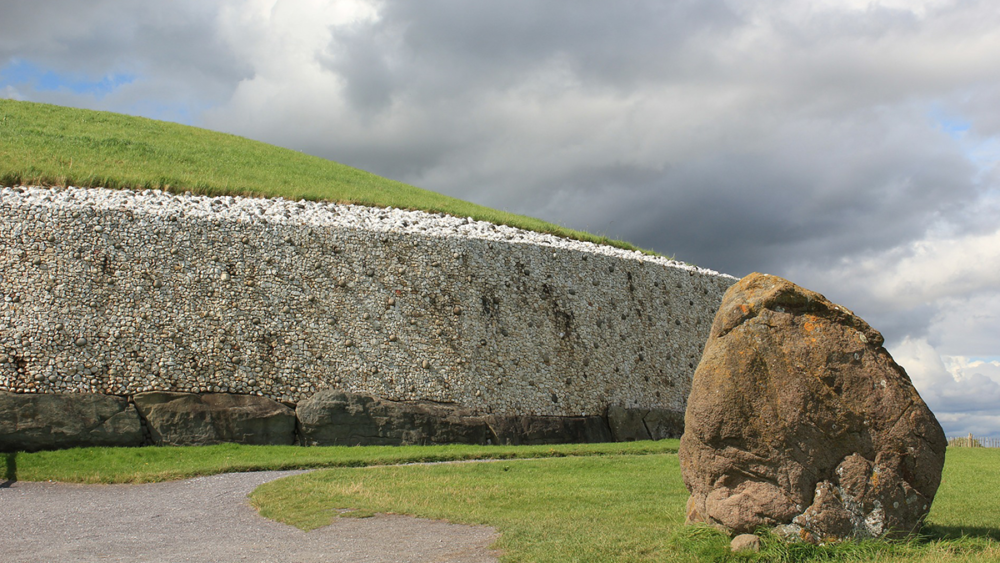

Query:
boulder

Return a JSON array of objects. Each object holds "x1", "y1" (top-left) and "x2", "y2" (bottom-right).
[
  {"x1": 297, "y1": 391, "x2": 492, "y2": 446},
  {"x1": 730, "y1": 534, "x2": 761, "y2": 553},
  {"x1": 134, "y1": 392, "x2": 296, "y2": 446},
  {"x1": 679, "y1": 273, "x2": 947, "y2": 543},
  {"x1": 0, "y1": 392, "x2": 143, "y2": 452}
]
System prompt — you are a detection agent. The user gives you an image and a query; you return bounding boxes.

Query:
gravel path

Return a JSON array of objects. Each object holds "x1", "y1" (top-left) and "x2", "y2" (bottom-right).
[{"x1": 0, "y1": 471, "x2": 500, "y2": 563}]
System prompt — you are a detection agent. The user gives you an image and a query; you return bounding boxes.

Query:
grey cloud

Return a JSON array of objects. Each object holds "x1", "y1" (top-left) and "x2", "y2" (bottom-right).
[
  {"x1": 935, "y1": 413, "x2": 1000, "y2": 438},
  {"x1": 321, "y1": 23, "x2": 399, "y2": 114},
  {"x1": 505, "y1": 116, "x2": 978, "y2": 278},
  {"x1": 319, "y1": 0, "x2": 744, "y2": 114},
  {"x1": 932, "y1": 372, "x2": 1000, "y2": 415},
  {"x1": 0, "y1": 1, "x2": 251, "y2": 112},
  {"x1": 305, "y1": 0, "x2": 993, "y2": 277}
]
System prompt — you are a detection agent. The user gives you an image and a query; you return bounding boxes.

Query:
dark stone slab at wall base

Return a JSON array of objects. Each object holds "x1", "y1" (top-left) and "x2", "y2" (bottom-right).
[
  {"x1": 134, "y1": 392, "x2": 296, "y2": 446},
  {"x1": 643, "y1": 409, "x2": 685, "y2": 440},
  {"x1": 2, "y1": 389, "x2": 677, "y2": 450},
  {"x1": 296, "y1": 391, "x2": 492, "y2": 446},
  {"x1": 297, "y1": 390, "x2": 617, "y2": 446},
  {"x1": 608, "y1": 406, "x2": 651, "y2": 441},
  {"x1": 0, "y1": 391, "x2": 143, "y2": 453},
  {"x1": 608, "y1": 406, "x2": 685, "y2": 442},
  {"x1": 487, "y1": 414, "x2": 612, "y2": 445}
]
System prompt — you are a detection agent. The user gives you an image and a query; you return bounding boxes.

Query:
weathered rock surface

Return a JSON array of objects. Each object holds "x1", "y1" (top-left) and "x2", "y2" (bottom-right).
[
  {"x1": 730, "y1": 534, "x2": 762, "y2": 553},
  {"x1": 643, "y1": 409, "x2": 686, "y2": 440},
  {"x1": 134, "y1": 392, "x2": 296, "y2": 446},
  {"x1": 679, "y1": 273, "x2": 947, "y2": 543},
  {"x1": 297, "y1": 390, "x2": 616, "y2": 446},
  {"x1": 487, "y1": 413, "x2": 612, "y2": 445},
  {"x1": 297, "y1": 390, "x2": 491, "y2": 446},
  {"x1": 0, "y1": 391, "x2": 143, "y2": 452},
  {"x1": 608, "y1": 406, "x2": 685, "y2": 441},
  {"x1": 608, "y1": 406, "x2": 651, "y2": 441}
]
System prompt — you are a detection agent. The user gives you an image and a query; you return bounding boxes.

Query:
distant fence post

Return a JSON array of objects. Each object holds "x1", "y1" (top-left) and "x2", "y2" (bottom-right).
[{"x1": 947, "y1": 434, "x2": 1000, "y2": 448}]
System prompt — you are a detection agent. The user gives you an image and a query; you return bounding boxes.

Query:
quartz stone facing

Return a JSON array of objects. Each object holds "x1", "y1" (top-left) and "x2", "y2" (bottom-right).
[{"x1": 0, "y1": 186, "x2": 735, "y2": 418}]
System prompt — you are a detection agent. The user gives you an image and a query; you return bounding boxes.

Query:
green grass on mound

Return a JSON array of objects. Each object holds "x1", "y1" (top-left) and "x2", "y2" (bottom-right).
[{"x1": 0, "y1": 99, "x2": 650, "y2": 255}]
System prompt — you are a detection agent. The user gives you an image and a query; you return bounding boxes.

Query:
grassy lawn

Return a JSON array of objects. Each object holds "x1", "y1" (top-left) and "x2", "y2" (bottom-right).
[
  {"x1": 0, "y1": 99, "x2": 648, "y2": 255},
  {"x1": 248, "y1": 447, "x2": 1000, "y2": 563},
  {"x1": 2, "y1": 440, "x2": 677, "y2": 484},
  {"x1": 4, "y1": 441, "x2": 997, "y2": 561}
]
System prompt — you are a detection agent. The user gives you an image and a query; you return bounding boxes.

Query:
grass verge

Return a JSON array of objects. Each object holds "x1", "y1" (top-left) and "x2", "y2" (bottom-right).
[
  {"x1": 0, "y1": 99, "x2": 654, "y2": 256},
  {"x1": 248, "y1": 447, "x2": 1000, "y2": 563},
  {"x1": 4, "y1": 440, "x2": 678, "y2": 484}
]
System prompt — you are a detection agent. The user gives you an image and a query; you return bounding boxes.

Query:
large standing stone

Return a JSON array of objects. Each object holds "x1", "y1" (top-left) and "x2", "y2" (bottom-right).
[
  {"x1": 0, "y1": 392, "x2": 143, "y2": 452},
  {"x1": 134, "y1": 392, "x2": 296, "y2": 446},
  {"x1": 680, "y1": 273, "x2": 946, "y2": 543}
]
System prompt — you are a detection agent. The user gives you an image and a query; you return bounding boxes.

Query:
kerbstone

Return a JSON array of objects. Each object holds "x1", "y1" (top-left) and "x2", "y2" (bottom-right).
[
  {"x1": 0, "y1": 391, "x2": 142, "y2": 452},
  {"x1": 608, "y1": 406, "x2": 651, "y2": 441},
  {"x1": 486, "y1": 413, "x2": 613, "y2": 445},
  {"x1": 296, "y1": 390, "x2": 491, "y2": 446},
  {"x1": 134, "y1": 392, "x2": 296, "y2": 446}
]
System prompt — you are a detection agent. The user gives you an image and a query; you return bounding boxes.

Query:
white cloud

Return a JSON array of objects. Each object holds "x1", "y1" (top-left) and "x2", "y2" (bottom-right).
[
  {"x1": 785, "y1": 223, "x2": 1000, "y2": 348},
  {"x1": 819, "y1": 225, "x2": 1000, "y2": 307},
  {"x1": 934, "y1": 413, "x2": 1000, "y2": 439},
  {"x1": 944, "y1": 356, "x2": 1000, "y2": 393},
  {"x1": 891, "y1": 337, "x2": 1000, "y2": 436}
]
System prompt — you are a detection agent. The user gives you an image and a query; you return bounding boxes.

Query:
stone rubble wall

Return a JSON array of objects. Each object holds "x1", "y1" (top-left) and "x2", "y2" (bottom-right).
[{"x1": 0, "y1": 186, "x2": 736, "y2": 417}]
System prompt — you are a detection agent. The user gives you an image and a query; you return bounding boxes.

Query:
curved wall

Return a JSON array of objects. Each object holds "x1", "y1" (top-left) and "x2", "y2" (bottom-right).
[{"x1": 0, "y1": 186, "x2": 735, "y2": 416}]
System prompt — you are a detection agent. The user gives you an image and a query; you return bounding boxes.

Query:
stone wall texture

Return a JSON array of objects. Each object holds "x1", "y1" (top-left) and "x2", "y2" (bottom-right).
[{"x1": 1, "y1": 186, "x2": 736, "y2": 418}]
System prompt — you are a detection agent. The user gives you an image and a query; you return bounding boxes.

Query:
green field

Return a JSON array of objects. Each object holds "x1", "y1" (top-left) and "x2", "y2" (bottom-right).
[
  {"x1": 0, "y1": 98, "x2": 650, "y2": 255},
  {"x1": 5, "y1": 444, "x2": 998, "y2": 562}
]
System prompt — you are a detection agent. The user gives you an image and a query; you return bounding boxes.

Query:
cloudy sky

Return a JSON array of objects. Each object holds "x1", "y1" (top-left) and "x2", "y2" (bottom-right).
[{"x1": 3, "y1": 0, "x2": 998, "y2": 438}]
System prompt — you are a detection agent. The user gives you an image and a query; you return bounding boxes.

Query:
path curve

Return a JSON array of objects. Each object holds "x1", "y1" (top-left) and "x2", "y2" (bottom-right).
[{"x1": 0, "y1": 471, "x2": 500, "y2": 563}]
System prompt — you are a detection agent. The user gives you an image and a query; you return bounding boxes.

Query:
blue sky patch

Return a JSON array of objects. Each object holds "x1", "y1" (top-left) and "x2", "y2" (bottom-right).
[
  {"x1": 0, "y1": 58, "x2": 135, "y2": 99},
  {"x1": 928, "y1": 105, "x2": 971, "y2": 140}
]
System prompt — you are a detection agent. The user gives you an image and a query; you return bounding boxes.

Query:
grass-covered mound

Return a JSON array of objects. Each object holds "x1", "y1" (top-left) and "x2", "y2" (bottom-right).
[{"x1": 0, "y1": 99, "x2": 646, "y2": 254}]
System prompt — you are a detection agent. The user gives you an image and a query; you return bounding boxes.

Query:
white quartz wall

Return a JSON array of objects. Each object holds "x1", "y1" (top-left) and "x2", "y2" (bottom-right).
[{"x1": 0, "y1": 186, "x2": 736, "y2": 416}]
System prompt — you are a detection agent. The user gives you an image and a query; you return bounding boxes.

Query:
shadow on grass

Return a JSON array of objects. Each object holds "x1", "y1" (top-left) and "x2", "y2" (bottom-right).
[
  {"x1": 1, "y1": 452, "x2": 16, "y2": 487},
  {"x1": 922, "y1": 524, "x2": 1000, "y2": 543}
]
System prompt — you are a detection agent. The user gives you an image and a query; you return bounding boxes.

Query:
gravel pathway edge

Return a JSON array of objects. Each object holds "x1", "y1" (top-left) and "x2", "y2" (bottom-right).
[{"x1": 0, "y1": 470, "x2": 500, "y2": 563}]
